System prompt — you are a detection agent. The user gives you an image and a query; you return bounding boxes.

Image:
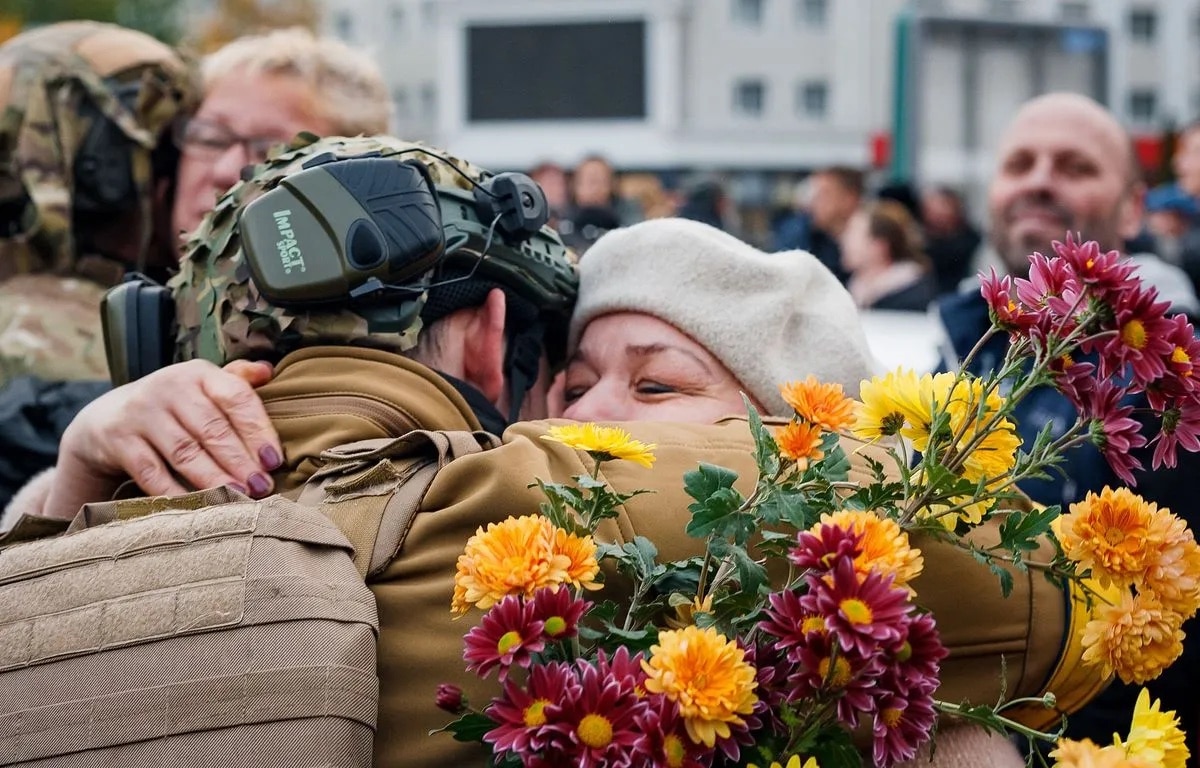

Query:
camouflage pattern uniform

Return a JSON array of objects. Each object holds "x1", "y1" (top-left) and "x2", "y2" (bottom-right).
[
  {"x1": 171, "y1": 133, "x2": 578, "y2": 367},
  {"x1": 0, "y1": 21, "x2": 198, "y2": 384}
]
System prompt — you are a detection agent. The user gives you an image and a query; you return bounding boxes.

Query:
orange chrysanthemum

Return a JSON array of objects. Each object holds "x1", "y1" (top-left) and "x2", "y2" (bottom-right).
[
  {"x1": 452, "y1": 515, "x2": 580, "y2": 614},
  {"x1": 775, "y1": 422, "x2": 825, "y2": 467},
  {"x1": 1058, "y1": 487, "x2": 1161, "y2": 590},
  {"x1": 815, "y1": 510, "x2": 924, "y2": 591},
  {"x1": 553, "y1": 527, "x2": 603, "y2": 593},
  {"x1": 641, "y1": 626, "x2": 758, "y2": 748},
  {"x1": 1081, "y1": 591, "x2": 1184, "y2": 684},
  {"x1": 780, "y1": 377, "x2": 856, "y2": 432},
  {"x1": 1048, "y1": 738, "x2": 1131, "y2": 768},
  {"x1": 1140, "y1": 511, "x2": 1200, "y2": 619}
]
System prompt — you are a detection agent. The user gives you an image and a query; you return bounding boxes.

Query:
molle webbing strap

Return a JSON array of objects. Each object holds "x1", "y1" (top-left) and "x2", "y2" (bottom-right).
[{"x1": 300, "y1": 430, "x2": 499, "y2": 579}]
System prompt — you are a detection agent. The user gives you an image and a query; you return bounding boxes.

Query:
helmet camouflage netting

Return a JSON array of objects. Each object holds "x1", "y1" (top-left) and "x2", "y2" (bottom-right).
[
  {"x1": 171, "y1": 134, "x2": 579, "y2": 367},
  {"x1": 0, "y1": 21, "x2": 198, "y2": 283}
]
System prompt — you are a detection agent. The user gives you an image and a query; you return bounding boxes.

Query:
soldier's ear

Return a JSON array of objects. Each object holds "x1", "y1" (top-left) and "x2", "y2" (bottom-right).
[{"x1": 462, "y1": 288, "x2": 507, "y2": 406}]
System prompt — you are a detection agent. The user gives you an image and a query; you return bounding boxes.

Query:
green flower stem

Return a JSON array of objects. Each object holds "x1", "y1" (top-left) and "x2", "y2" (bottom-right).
[{"x1": 933, "y1": 700, "x2": 1061, "y2": 744}]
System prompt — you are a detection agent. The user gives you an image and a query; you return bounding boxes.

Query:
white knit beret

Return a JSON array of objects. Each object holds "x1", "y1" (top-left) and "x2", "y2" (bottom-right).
[{"x1": 568, "y1": 218, "x2": 881, "y2": 416}]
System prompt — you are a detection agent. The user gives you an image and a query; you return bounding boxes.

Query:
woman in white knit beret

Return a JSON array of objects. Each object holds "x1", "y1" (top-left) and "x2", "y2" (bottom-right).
[{"x1": 555, "y1": 217, "x2": 1025, "y2": 768}]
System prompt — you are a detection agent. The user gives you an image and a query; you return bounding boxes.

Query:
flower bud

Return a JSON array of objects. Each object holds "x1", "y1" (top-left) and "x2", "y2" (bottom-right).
[{"x1": 436, "y1": 683, "x2": 466, "y2": 714}]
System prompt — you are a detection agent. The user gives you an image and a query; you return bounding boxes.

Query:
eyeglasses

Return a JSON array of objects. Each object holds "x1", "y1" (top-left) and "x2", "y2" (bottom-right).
[{"x1": 173, "y1": 117, "x2": 288, "y2": 163}]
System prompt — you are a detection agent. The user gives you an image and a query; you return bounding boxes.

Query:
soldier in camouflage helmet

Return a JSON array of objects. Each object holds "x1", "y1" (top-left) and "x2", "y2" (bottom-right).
[
  {"x1": 170, "y1": 133, "x2": 578, "y2": 393},
  {"x1": 0, "y1": 21, "x2": 198, "y2": 384}
]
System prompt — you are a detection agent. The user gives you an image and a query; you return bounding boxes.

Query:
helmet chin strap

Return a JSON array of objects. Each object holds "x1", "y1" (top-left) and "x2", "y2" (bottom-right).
[{"x1": 503, "y1": 320, "x2": 545, "y2": 426}]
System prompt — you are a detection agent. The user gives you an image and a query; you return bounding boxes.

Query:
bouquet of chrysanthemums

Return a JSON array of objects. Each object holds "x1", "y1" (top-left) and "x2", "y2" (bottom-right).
[{"x1": 437, "y1": 236, "x2": 1200, "y2": 768}]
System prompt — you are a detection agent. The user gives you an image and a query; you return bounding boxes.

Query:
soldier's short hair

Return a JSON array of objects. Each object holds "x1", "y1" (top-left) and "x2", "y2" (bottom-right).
[{"x1": 202, "y1": 27, "x2": 390, "y2": 136}]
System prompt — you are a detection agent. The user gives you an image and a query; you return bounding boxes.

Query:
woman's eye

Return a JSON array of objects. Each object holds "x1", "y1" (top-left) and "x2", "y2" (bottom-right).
[
  {"x1": 562, "y1": 385, "x2": 589, "y2": 403},
  {"x1": 636, "y1": 381, "x2": 676, "y2": 395}
]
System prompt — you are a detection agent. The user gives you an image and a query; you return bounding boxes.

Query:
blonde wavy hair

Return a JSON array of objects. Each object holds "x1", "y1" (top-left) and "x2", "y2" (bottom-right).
[{"x1": 202, "y1": 27, "x2": 390, "y2": 136}]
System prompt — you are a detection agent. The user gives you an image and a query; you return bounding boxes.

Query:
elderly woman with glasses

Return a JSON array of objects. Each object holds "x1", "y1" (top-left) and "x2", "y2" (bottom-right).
[{"x1": 170, "y1": 27, "x2": 391, "y2": 246}]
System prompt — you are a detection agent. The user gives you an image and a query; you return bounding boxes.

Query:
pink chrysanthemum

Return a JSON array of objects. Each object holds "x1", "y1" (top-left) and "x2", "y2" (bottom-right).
[
  {"x1": 1053, "y1": 234, "x2": 1137, "y2": 296},
  {"x1": 1162, "y1": 313, "x2": 1200, "y2": 388},
  {"x1": 485, "y1": 661, "x2": 576, "y2": 757},
  {"x1": 556, "y1": 660, "x2": 653, "y2": 768},
  {"x1": 530, "y1": 587, "x2": 591, "y2": 641},
  {"x1": 788, "y1": 522, "x2": 862, "y2": 574},
  {"x1": 1050, "y1": 355, "x2": 1097, "y2": 413},
  {"x1": 1151, "y1": 395, "x2": 1200, "y2": 470},
  {"x1": 981, "y1": 269, "x2": 1038, "y2": 333},
  {"x1": 1079, "y1": 379, "x2": 1147, "y2": 485},
  {"x1": 594, "y1": 646, "x2": 648, "y2": 694},
  {"x1": 1093, "y1": 283, "x2": 1174, "y2": 386},
  {"x1": 463, "y1": 595, "x2": 546, "y2": 682},
  {"x1": 1017, "y1": 251, "x2": 1080, "y2": 324},
  {"x1": 801, "y1": 556, "x2": 910, "y2": 657},
  {"x1": 871, "y1": 691, "x2": 937, "y2": 768}
]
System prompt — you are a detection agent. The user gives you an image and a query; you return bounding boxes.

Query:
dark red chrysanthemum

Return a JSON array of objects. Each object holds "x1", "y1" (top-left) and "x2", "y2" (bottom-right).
[
  {"x1": 594, "y1": 646, "x2": 647, "y2": 694},
  {"x1": 871, "y1": 691, "x2": 937, "y2": 768},
  {"x1": 1049, "y1": 355, "x2": 1097, "y2": 413},
  {"x1": 741, "y1": 640, "x2": 796, "y2": 738},
  {"x1": 885, "y1": 611, "x2": 946, "y2": 697},
  {"x1": 1052, "y1": 234, "x2": 1137, "y2": 298},
  {"x1": 788, "y1": 522, "x2": 862, "y2": 573},
  {"x1": 800, "y1": 556, "x2": 910, "y2": 658},
  {"x1": 635, "y1": 694, "x2": 713, "y2": 768},
  {"x1": 485, "y1": 661, "x2": 576, "y2": 757},
  {"x1": 464, "y1": 595, "x2": 545, "y2": 681},
  {"x1": 530, "y1": 587, "x2": 591, "y2": 642},
  {"x1": 759, "y1": 588, "x2": 827, "y2": 654},
  {"x1": 788, "y1": 626, "x2": 884, "y2": 727},
  {"x1": 553, "y1": 659, "x2": 653, "y2": 768}
]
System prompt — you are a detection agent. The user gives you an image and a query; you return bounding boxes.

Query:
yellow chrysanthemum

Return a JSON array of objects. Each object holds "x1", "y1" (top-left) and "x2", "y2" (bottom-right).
[
  {"x1": 910, "y1": 469, "x2": 995, "y2": 529},
  {"x1": 853, "y1": 370, "x2": 915, "y2": 441},
  {"x1": 553, "y1": 527, "x2": 603, "y2": 592},
  {"x1": 748, "y1": 757, "x2": 820, "y2": 768},
  {"x1": 641, "y1": 626, "x2": 758, "y2": 748},
  {"x1": 1058, "y1": 487, "x2": 1161, "y2": 590},
  {"x1": 815, "y1": 510, "x2": 923, "y2": 591},
  {"x1": 1081, "y1": 591, "x2": 1184, "y2": 684},
  {"x1": 1140, "y1": 511, "x2": 1200, "y2": 619},
  {"x1": 541, "y1": 423, "x2": 657, "y2": 468},
  {"x1": 1048, "y1": 738, "x2": 1132, "y2": 768},
  {"x1": 895, "y1": 371, "x2": 954, "y2": 450},
  {"x1": 1115, "y1": 688, "x2": 1189, "y2": 768},
  {"x1": 943, "y1": 377, "x2": 1018, "y2": 481},
  {"x1": 452, "y1": 515, "x2": 571, "y2": 614},
  {"x1": 666, "y1": 595, "x2": 714, "y2": 630},
  {"x1": 775, "y1": 421, "x2": 825, "y2": 467},
  {"x1": 780, "y1": 376, "x2": 855, "y2": 432}
]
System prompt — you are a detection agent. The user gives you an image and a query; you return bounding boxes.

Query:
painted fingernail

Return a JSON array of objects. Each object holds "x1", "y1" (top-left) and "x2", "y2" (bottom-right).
[
  {"x1": 259, "y1": 445, "x2": 282, "y2": 470},
  {"x1": 229, "y1": 483, "x2": 248, "y2": 495},
  {"x1": 247, "y1": 472, "x2": 271, "y2": 497}
]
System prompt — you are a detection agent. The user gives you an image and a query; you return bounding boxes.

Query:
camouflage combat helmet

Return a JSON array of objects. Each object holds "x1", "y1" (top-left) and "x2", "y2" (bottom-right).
[
  {"x1": 0, "y1": 21, "x2": 198, "y2": 284},
  {"x1": 171, "y1": 134, "x2": 579, "y2": 373}
]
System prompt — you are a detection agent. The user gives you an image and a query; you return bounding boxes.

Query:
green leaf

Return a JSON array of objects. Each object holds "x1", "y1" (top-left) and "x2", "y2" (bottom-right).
[
  {"x1": 809, "y1": 725, "x2": 863, "y2": 768},
  {"x1": 970, "y1": 547, "x2": 1015, "y2": 597},
  {"x1": 684, "y1": 464, "x2": 745, "y2": 538},
  {"x1": 744, "y1": 395, "x2": 781, "y2": 476},
  {"x1": 429, "y1": 712, "x2": 495, "y2": 743},
  {"x1": 756, "y1": 485, "x2": 814, "y2": 529},
  {"x1": 995, "y1": 505, "x2": 1059, "y2": 554}
]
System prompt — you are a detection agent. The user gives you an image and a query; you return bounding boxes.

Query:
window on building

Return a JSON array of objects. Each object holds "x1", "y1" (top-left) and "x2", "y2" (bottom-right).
[
  {"x1": 1129, "y1": 88, "x2": 1157, "y2": 122},
  {"x1": 797, "y1": 80, "x2": 828, "y2": 118},
  {"x1": 421, "y1": 83, "x2": 437, "y2": 119},
  {"x1": 334, "y1": 11, "x2": 354, "y2": 41},
  {"x1": 797, "y1": 0, "x2": 826, "y2": 26},
  {"x1": 390, "y1": 3, "x2": 405, "y2": 35},
  {"x1": 732, "y1": 0, "x2": 764, "y2": 26},
  {"x1": 1059, "y1": 1, "x2": 1088, "y2": 22},
  {"x1": 733, "y1": 79, "x2": 765, "y2": 116},
  {"x1": 1129, "y1": 8, "x2": 1157, "y2": 42}
]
